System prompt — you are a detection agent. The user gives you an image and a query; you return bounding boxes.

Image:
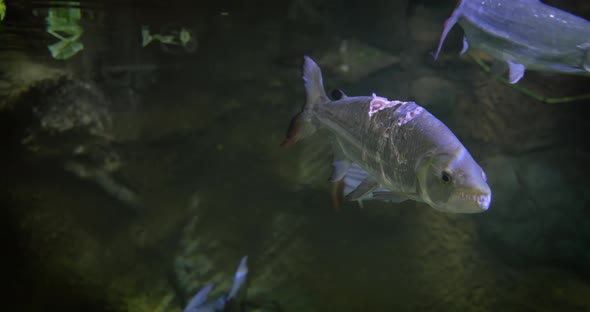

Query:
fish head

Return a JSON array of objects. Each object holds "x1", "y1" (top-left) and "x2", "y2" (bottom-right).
[{"x1": 417, "y1": 148, "x2": 491, "y2": 213}]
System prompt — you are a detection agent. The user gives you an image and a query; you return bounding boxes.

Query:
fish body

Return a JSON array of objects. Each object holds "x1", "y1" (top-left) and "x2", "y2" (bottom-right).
[
  {"x1": 184, "y1": 256, "x2": 248, "y2": 312},
  {"x1": 434, "y1": 0, "x2": 590, "y2": 83},
  {"x1": 284, "y1": 56, "x2": 491, "y2": 214}
]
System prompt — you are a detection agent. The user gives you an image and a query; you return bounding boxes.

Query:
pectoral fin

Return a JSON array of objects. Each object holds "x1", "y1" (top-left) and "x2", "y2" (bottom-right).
[
  {"x1": 332, "y1": 162, "x2": 372, "y2": 209},
  {"x1": 345, "y1": 176, "x2": 379, "y2": 201},
  {"x1": 339, "y1": 163, "x2": 371, "y2": 195},
  {"x1": 460, "y1": 36, "x2": 469, "y2": 55},
  {"x1": 507, "y1": 60, "x2": 526, "y2": 84}
]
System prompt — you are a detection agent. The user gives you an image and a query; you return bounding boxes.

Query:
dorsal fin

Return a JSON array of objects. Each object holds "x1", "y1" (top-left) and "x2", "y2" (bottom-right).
[{"x1": 434, "y1": 1, "x2": 466, "y2": 60}]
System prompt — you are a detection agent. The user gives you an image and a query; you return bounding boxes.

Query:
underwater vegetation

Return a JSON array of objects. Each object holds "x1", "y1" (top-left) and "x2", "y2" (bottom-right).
[{"x1": 1, "y1": 0, "x2": 6, "y2": 21}]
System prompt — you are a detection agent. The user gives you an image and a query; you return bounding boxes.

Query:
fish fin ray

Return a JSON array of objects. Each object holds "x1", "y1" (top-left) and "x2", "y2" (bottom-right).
[
  {"x1": 345, "y1": 176, "x2": 379, "y2": 201},
  {"x1": 341, "y1": 163, "x2": 372, "y2": 196}
]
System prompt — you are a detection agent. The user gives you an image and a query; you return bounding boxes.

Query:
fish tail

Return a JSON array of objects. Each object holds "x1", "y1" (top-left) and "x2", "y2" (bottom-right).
[
  {"x1": 434, "y1": 0, "x2": 464, "y2": 60},
  {"x1": 281, "y1": 55, "x2": 328, "y2": 146},
  {"x1": 228, "y1": 256, "x2": 248, "y2": 300}
]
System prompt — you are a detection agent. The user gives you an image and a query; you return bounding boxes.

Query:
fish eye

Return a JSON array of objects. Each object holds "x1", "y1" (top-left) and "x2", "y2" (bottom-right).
[{"x1": 441, "y1": 171, "x2": 452, "y2": 183}]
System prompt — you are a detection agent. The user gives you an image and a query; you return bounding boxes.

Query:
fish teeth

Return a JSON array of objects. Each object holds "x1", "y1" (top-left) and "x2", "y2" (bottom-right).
[{"x1": 459, "y1": 192, "x2": 490, "y2": 208}]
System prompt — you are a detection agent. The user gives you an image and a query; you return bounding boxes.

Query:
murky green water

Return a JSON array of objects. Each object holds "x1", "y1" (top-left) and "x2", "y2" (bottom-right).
[{"x1": 1, "y1": 1, "x2": 590, "y2": 311}]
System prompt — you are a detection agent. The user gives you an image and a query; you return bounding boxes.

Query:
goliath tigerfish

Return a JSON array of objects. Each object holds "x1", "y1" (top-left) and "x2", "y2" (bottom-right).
[
  {"x1": 434, "y1": 0, "x2": 590, "y2": 84},
  {"x1": 283, "y1": 56, "x2": 491, "y2": 213}
]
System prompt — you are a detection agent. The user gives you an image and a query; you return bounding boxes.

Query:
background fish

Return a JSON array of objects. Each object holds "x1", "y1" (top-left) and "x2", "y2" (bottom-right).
[
  {"x1": 434, "y1": 0, "x2": 590, "y2": 83},
  {"x1": 183, "y1": 256, "x2": 248, "y2": 312},
  {"x1": 284, "y1": 56, "x2": 491, "y2": 213}
]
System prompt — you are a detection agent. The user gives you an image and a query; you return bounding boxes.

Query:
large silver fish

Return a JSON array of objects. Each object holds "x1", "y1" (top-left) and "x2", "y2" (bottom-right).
[
  {"x1": 434, "y1": 0, "x2": 590, "y2": 84},
  {"x1": 283, "y1": 56, "x2": 491, "y2": 213}
]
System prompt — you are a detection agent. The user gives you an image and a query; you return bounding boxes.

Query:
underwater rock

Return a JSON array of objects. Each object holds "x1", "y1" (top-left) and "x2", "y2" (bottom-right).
[
  {"x1": 0, "y1": 57, "x2": 69, "y2": 111},
  {"x1": 408, "y1": 5, "x2": 448, "y2": 52},
  {"x1": 0, "y1": 69, "x2": 140, "y2": 210},
  {"x1": 315, "y1": 38, "x2": 402, "y2": 83},
  {"x1": 478, "y1": 149, "x2": 590, "y2": 277},
  {"x1": 453, "y1": 72, "x2": 573, "y2": 153}
]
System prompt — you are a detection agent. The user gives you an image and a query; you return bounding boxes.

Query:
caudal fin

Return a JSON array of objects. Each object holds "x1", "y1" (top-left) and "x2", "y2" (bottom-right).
[
  {"x1": 227, "y1": 256, "x2": 248, "y2": 300},
  {"x1": 281, "y1": 56, "x2": 329, "y2": 146},
  {"x1": 434, "y1": 2, "x2": 464, "y2": 60},
  {"x1": 183, "y1": 284, "x2": 214, "y2": 312}
]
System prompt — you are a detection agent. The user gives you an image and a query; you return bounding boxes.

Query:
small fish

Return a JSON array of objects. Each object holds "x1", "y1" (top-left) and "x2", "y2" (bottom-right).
[
  {"x1": 434, "y1": 0, "x2": 590, "y2": 83},
  {"x1": 184, "y1": 256, "x2": 248, "y2": 312},
  {"x1": 283, "y1": 56, "x2": 491, "y2": 213}
]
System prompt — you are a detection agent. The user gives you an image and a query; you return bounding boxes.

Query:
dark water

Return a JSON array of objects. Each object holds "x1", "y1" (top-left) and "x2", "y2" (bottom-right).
[{"x1": 1, "y1": 0, "x2": 590, "y2": 311}]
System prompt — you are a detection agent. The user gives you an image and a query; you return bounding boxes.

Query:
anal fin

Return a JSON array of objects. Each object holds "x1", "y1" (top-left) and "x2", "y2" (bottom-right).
[{"x1": 507, "y1": 60, "x2": 525, "y2": 84}]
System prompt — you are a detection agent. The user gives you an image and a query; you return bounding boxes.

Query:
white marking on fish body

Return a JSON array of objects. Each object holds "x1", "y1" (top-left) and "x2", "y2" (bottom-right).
[
  {"x1": 368, "y1": 93, "x2": 405, "y2": 117},
  {"x1": 396, "y1": 106, "x2": 424, "y2": 127}
]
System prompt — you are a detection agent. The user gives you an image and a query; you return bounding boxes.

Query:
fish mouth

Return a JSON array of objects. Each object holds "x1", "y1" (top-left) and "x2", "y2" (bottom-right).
[{"x1": 457, "y1": 191, "x2": 491, "y2": 211}]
